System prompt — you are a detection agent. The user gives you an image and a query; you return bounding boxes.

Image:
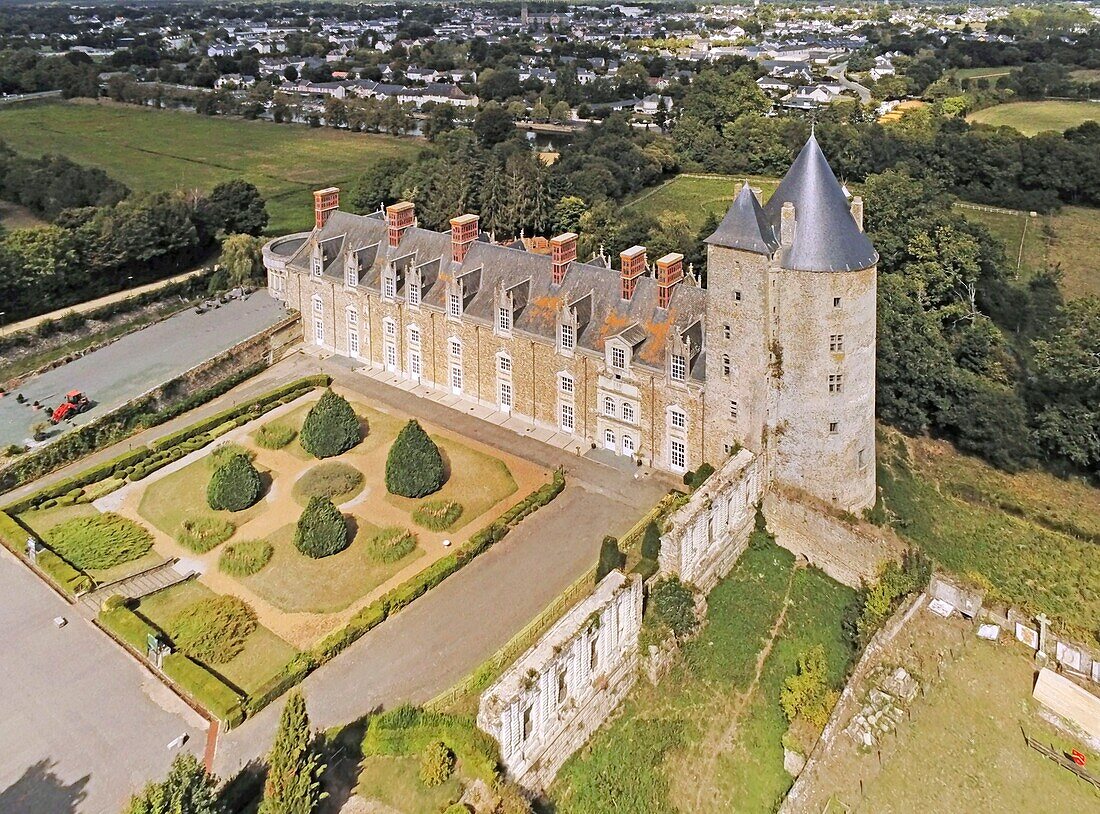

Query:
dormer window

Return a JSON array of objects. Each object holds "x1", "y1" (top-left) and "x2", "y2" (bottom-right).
[
  {"x1": 611, "y1": 346, "x2": 626, "y2": 370},
  {"x1": 449, "y1": 291, "x2": 462, "y2": 318},
  {"x1": 408, "y1": 280, "x2": 421, "y2": 309},
  {"x1": 345, "y1": 261, "x2": 359, "y2": 288},
  {"x1": 311, "y1": 253, "x2": 322, "y2": 278},
  {"x1": 498, "y1": 305, "x2": 512, "y2": 334},
  {"x1": 670, "y1": 353, "x2": 686, "y2": 382},
  {"x1": 383, "y1": 273, "x2": 396, "y2": 300},
  {"x1": 560, "y1": 323, "x2": 575, "y2": 352}
]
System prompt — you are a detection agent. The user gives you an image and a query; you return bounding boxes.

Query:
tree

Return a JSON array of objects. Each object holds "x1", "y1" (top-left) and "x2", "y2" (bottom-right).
[
  {"x1": 207, "y1": 453, "x2": 262, "y2": 512},
  {"x1": 220, "y1": 233, "x2": 265, "y2": 286},
  {"x1": 125, "y1": 753, "x2": 221, "y2": 814},
  {"x1": 385, "y1": 419, "x2": 445, "y2": 498},
  {"x1": 300, "y1": 390, "x2": 360, "y2": 459},
  {"x1": 294, "y1": 496, "x2": 348, "y2": 558},
  {"x1": 647, "y1": 577, "x2": 697, "y2": 638},
  {"x1": 551, "y1": 196, "x2": 586, "y2": 235},
  {"x1": 201, "y1": 180, "x2": 269, "y2": 237},
  {"x1": 351, "y1": 157, "x2": 411, "y2": 213},
  {"x1": 550, "y1": 100, "x2": 571, "y2": 124},
  {"x1": 259, "y1": 690, "x2": 325, "y2": 814},
  {"x1": 780, "y1": 645, "x2": 838, "y2": 730},
  {"x1": 418, "y1": 741, "x2": 456, "y2": 787},
  {"x1": 595, "y1": 535, "x2": 624, "y2": 583},
  {"x1": 473, "y1": 105, "x2": 515, "y2": 147},
  {"x1": 640, "y1": 520, "x2": 662, "y2": 562}
]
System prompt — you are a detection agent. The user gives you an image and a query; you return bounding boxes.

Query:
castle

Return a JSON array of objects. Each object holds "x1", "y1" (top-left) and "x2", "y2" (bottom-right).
[{"x1": 263, "y1": 134, "x2": 878, "y2": 513}]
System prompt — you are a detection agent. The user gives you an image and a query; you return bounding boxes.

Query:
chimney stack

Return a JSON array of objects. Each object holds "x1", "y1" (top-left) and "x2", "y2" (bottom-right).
[
  {"x1": 386, "y1": 201, "x2": 416, "y2": 248},
  {"x1": 656, "y1": 252, "x2": 684, "y2": 309},
  {"x1": 550, "y1": 232, "x2": 578, "y2": 285},
  {"x1": 850, "y1": 196, "x2": 864, "y2": 232},
  {"x1": 314, "y1": 187, "x2": 340, "y2": 229},
  {"x1": 780, "y1": 201, "x2": 796, "y2": 246},
  {"x1": 450, "y1": 214, "x2": 479, "y2": 263},
  {"x1": 620, "y1": 245, "x2": 646, "y2": 301}
]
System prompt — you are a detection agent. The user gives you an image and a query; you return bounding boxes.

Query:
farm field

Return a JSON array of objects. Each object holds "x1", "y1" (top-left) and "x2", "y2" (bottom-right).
[
  {"x1": 967, "y1": 100, "x2": 1100, "y2": 134},
  {"x1": 627, "y1": 173, "x2": 781, "y2": 231},
  {"x1": 550, "y1": 540, "x2": 858, "y2": 814},
  {"x1": 0, "y1": 100, "x2": 421, "y2": 234},
  {"x1": 953, "y1": 66, "x2": 1013, "y2": 84}
]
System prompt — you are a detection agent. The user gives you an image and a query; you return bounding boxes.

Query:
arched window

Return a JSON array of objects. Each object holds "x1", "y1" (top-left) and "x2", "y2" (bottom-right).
[
  {"x1": 622, "y1": 402, "x2": 635, "y2": 423},
  {"x1": 603, "y1": 396, "x2": 615, "y2": 416}
]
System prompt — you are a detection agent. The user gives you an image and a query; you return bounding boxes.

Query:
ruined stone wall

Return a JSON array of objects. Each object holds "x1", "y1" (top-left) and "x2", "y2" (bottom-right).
[{"x1": 477, "y1": 571, "x2": 643, "y2": 793}]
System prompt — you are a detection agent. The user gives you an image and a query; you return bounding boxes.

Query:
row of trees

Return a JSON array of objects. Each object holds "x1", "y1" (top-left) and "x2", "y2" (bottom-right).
[{"x1": 0, "y1": 141, "x2": 129, "y2": 218}]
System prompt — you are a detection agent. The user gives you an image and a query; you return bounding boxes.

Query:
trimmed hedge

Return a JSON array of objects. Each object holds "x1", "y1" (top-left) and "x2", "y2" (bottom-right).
[
  {"x1": 294, "y1": 496, "x2": 348, "y2": 559},
  {"x1": 0, "y1": 511, "x2": 92, "y2": 594},
  {"x1": 385, "y1": 420, "x2": 444, "y2": 498},
  {"x1": 299, "y1": 389, "x2": 361, "y2": 458},
  {"x1": 207, "y1": 453, "x2": 262, "y2": 512}
]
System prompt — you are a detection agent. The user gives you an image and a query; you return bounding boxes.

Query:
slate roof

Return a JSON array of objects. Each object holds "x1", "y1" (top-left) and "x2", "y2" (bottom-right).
[
  {"x1": 705, "y1": 182, "x2": 778, "y2": 255},
  {"x1": 285, "y1": 210, "x2": 705, "y2": 375}
]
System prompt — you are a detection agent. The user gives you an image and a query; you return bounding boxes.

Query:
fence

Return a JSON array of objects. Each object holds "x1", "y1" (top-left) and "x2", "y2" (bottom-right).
[{"x1": 1024, "y1": 734, "x2": 1100, "y2": 790}]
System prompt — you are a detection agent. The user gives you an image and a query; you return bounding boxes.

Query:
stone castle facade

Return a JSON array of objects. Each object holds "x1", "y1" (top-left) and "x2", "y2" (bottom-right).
[{"x1": 264, "y1": 134, "x2": 878, "y2": 512}]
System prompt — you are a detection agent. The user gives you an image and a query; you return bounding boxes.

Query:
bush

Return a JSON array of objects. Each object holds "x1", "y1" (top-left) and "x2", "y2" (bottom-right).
[
  {"x1": 686, "y1": 462, "x2": 715, "y2": 491},
  {"x1": 177, "y1": 517, "x2": 235, "y2": 553},
  {"x1": 780, "y1": 645, "x2": 839, "y2": 730},
  {"x1": 385, "y1": 420, "x2": 445, "y2": 498},
  {"x1": 207, "y1": 453, "x2": 262, "y2": 512},
  {"x1": 255, "y1": 422, "x2": 296, "y2": 450},
  {"x1": 291, "y1": 462, "x2": 364, "y2": 505},
  {"x1": 647, "y1": 577, "x2": 698, "y2": 639},
  {"x1": 209, "y1": 442, "x2": 254, "y2": 469},
  {"x1": 300, "y1": 390, "x2": 361, "y2": 458},
  {"x1": 595, "y1": 535, "x2": 625, "y2": 583},
  {"x1": 46, "y1": 512, "x2": 153, "y2": 570},
  {"x1": 219, "y1": 539, "x2": 274, "y2": 576},
  {"x1": 165, "y1": 594, "x2": 258, "y2": 664},
  {"x1": 419, "y1": 741, "x2": 456, "y2": 787},
  {"x1": 412, "y1": 499, "x2": 463, "y2": 531},
  {"x1": 641, "y1": 520, "x2": 662, "y2": 562},
  {"x1": 366, "y1": 527, "x2": 418, "y2": 564},
  {"x1": 294, "y1": 496, "x2": 348, "y2": 559}
]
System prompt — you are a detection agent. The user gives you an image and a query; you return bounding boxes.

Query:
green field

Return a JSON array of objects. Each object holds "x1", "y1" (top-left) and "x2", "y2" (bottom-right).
[
  {"x1": 0, "y1": 100, "x2": 421, "y2": 234},
  {"x1": 953, "y1": 66, "x2": 1013, "y2": 84},
  {"x1": 967, "y1": 100, "x2": 1100, "y2": 135},
  {"x1": 627, "y1": 174, "x2": 781, "y2": 231},
  {"x1": 550, "y1": 541, "x2": 857, "y2": 813}
]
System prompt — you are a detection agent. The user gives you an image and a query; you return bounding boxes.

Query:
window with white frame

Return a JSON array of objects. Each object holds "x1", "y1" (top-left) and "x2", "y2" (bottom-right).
[
  {"x1": 383, "y1": 273, "x2": 396, "y2": 299},
  {"x1": 611, "y1": 346, "x2": 626, "y2": 370},
  {"x1": 734, "y1": 290, "x2": 742, "y2": 303},
  {"x1": 560, "y1": 323, "x2": 575, "y2": 352},
  {"x1": 499, "y1": 380, "x2": 513, "y2": 410},
  {"x1": 829, "y1": 334, "x2": 844, "y2": 353},
  {"x1": 829, "y1": 421, "x2": 838, "y2": 434},
  {"x1": 828, "y1": 373, "x2": 843, "y2": 393},
  {"x1": 346, "y1": 307, "x2": 358, "y2": 328},
  {"x1": 409, "y1": 325, "x2": 420, "y2": 345},
  {"x1": 408, "y1": 281, "x2": 421, "y2": 308},
  {"x1": 450, "y1": 364, "x2": 463, "y2": 392},
  {"x1": 560, "y1": 403, "x2": 575, "y2": 432},
  {"x1": 723, "y1": 323, "x2": 731, "y2": 339},
  {"x1": 409, "y1": 349, "x2": 422, "y2": 377},
  {"x1": 670, "y1": 353, "x2": 686, "y2": 382},
  {"x1": 670, "y1": 438, "x2": 687, "y2": 472},
  {"x1": 312, "y1": 296, "x2": 323, "y2": 315},
  {"x1": 559, "y1": 373, "x2": 574, "y2": 395},
  {"x1": 383, "y1": 318, "x2": 395, "y2": 338},
  {"x1": 311, "y1": 253, "x2": 322, "y2": 277},
  {"x1": 670, "y1": 408, "x2": 686, "y2": 430},
  {"x1": 384, "y1": 342, "x2": 396, "y2": 370},
  {"x1": 498, "y1": 306, "x2": 511, "y2": 333},
  {"x1": 348, "y1": 327, "x2": 359, "y2": 356},
  {"x1": 345, "y1": 263, "x2": 359, "y2": 288},
  {"x1": 449, "y1": 338, "x2": 462, "y2": 358},
  {"x1": 603, "y1": 396, "x2": 615, "y2": 416},
  {"x1": 449, "y1": 292, "x2": 462, "y2": 318},
  {"x1": 498, "y1": 354, "x2": 512, "y2": 374},
  {"x1": 622, "y1": 402, "x2": 635, "y2": 423},
  {"x1": 313, "y1": 317, "x2": 324, "y2": 345}
]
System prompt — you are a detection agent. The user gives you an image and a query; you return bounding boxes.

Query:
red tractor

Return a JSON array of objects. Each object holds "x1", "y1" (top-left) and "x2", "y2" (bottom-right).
[{"x1": 50, "y1": 390, "x2": 90, "y2": 424}]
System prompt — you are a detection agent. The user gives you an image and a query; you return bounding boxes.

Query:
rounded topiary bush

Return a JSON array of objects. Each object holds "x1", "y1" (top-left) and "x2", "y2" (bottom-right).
[
  {"x1": 207, "y1": 453, "x2": 262, "y2": 512},
  {"x1": 300, "y1": 390, "x2": 361, "y2": 459},
  {"x1": 418, "y1": 740, "x2": 455, "y2": 788},
  {"x1": 166, "y1": 595, "x2": 257, "y2": 664},
  {"x1": 385, "y1": 420, "x2": 445, "y2": 498},
  {"x1": 294, "y1": 496, "x2": 348, "y2": 559}
]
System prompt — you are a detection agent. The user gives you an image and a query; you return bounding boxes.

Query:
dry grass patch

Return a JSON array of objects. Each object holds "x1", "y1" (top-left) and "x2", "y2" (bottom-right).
[
  {"x1": 177, "y1": 516, "x2": 235, "y2": 553},
  {"x1": 219, "y1": 539, "x2": 274, "y2": 577},
  {"x1": 253, "y1": 421, "x2": 296, "y2": 450},
  {"x1": 291, "y1": 462, "x2": 365, "y2": 506},
  {"x1": 366, "y1": 526, "x2": 418, "y2": 564},
  {"x1": 412, "y1": 499, "x2": 463, "y2": 531}
]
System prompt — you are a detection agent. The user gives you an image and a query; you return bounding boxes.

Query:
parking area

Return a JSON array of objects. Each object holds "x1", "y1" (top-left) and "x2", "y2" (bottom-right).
[{"x1": 0, "y1": 295, "x2": 287, "y2": 448}]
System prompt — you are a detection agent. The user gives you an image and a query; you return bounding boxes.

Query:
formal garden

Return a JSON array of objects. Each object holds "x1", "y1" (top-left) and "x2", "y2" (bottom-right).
[{"x1": 0, "y1": 379, "x2": 561, "y2": 725}]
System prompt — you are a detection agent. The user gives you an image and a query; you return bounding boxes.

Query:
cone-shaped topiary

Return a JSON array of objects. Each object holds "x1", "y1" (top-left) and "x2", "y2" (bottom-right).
[
  {"x1": 595, "y1": 535, "x2": 625, "y2": 583},
  {"x1": 385, "y1": 419, "x2": 445, "y2": 498},
  {"x1": 299, "y1": 389, "x2": 360, "y2": 459},
  {"x1": 207, "y1": 453, "x2": 262, "y2": 511},
  {"x1": 294, "y1": 495, "x2": 348, "y2": 558},
  {"x1": 259, "y1": 690, "x2": 325, "y2": 814}
]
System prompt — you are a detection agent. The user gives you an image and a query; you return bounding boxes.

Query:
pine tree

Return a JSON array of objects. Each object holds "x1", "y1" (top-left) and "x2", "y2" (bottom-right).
[
  {"x1": 299, "y1": 390, "x2": 360, "y2": 459},
  {"x1": 641, "y1": 521, "x2": 662, "y2": 562},
  {"x1": 259, "y1": 690, "x2": 326, "y2": 814},
  {"x1": 126, "y1": 753, "x2": 221, "y2": 814},
  {"x1": 385, "y1": 420, "x2": 445, "y2": 498}
]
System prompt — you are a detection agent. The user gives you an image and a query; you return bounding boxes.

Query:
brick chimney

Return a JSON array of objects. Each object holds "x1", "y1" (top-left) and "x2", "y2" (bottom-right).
[
  {"x1": 620, "y1": 245, "x2": 646, "y2": 301},
  {"x1": 386, "y1": 201, "x2": 415, "y2": 247},
  {"x1": 550, "y1": 232, "x2": 578, "y2": 285},
  {"x1": 450, "y1": 214, "x2": 479, "y2": 263},
  {"x1": 655, "y1": 252, "x2": 684, "y2": 309},
  {"x1": 314, "y1": 187, "x2": 339, "y2": 229}
]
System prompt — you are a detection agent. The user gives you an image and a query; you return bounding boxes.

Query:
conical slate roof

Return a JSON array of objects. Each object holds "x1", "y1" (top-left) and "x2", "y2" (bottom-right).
[
  {"x1": 705, "y1": 181, "x2": 778, "y2": 254},
  {"x1": 762, "y1": 133, "x2": 878, "y2": 272}
]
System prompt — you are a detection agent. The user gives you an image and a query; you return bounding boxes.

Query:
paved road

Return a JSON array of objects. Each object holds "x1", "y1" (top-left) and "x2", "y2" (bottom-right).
[
  {"x1": 0, "y1": 295, "x2": 287, "y2": 448},
  {"x1": 827, "y1": 62, "x2": 871, "y2": 104},
  {"x1": 0, "y1": 548, "x2": 205, "y2": 814}
]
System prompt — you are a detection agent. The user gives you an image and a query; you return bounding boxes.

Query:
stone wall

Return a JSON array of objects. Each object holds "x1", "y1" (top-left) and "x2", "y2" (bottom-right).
[
  {"x1": 477, "y1": 570, "x2": 642, "y2": 793},
  {"x1": 658, "y1": 449, "x2": 764, "y2": 592},
  {"x1": 763, "y1": 488, "x2": 901, "y2": 589}
]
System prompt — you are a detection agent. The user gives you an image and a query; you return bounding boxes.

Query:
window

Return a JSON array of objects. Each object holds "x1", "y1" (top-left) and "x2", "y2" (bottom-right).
[
  {"x1": 345, "y1": 264, "x2": 359, "y2": 288},
  {"x1": 449, "y1": 292, "x2": 462, "y2": 318},
  {"x1": 560, "y1": 323, "x2": 575, "y2": 351},
  {"x1": 449, "y1": 338, "x2": 462, "y2": 358},
  {"x1": 384, "y1": 342, "x2": 397, "y2": 371},
  {"x1": 833, "y1": 297, "x2": 841, "y2": 308},
  {"x1": 622, "y1": 402, "x2": 635, "y2": 423},
  {"x1": 830, "y1": 334, "x2": 844, "y2": 353},
  {"x1": 311, "y1": 254, "x2": 322, "y2": 277},
  {"x1": 450, "y1": 364, "x2": 463, "y2": 393},
  {"x1": 346, "y1": 308, "x2": 358, "y2": 328},
  {"x1": 829, "y1": 421, "x2": 838, "y2": 434},
  {"x1": 498, "y1": 354, "x2": 512, "y2": 374},
  {"x1": 559, "y1": 373, "x2": 574, "y2": 395},
  {"x1": 722, "y1": 354, "x2": 730, "y2": 377},
  {"x1": 670, "y1": 438, "x2": 686, "y2": 472},
  {"x1": 499, "y1": 381, "x2": 513, "y2": 411},
  {"x1": 348, "y1": 329, "x2": 359, "y2": 356},
  {"x1": 407, "y1": 281, "x2": 421, "y2": 308},
  {"x1": 312, "y1": 296, "x2": 323, "y2": 315},
  {"x1": 729, "y1": 400, "x2": 738, "y2": 419},
  {"x1": 313, "y1": 318, "x2": 324, "y2": 345},
  {"x1": 670, "y1": 408, "x2": 686, "y2": 430},
  {"x1": 603, "y1": 396, "x2": 616, "y2": 416},
  {"x1": 734, "y1": 290, "x2": 742, "y2": 303},
  {"x1": 561, "y1": 403, "x2": 575, "y2": 432},
  {"x1": 409, "y1": 325, "x2": 420, "y2": 345},
  {"x1": 383, "y1": 274, "x2": 396, "y2": 299},
  {"x1": 409, "y1": 349, "x2": 422, "y2": 377},
  {"x1": 590, "y1": 636, "x2": 600, "y2": 673},
  {"x1": 522, "y1": 705, "x2": 533, "y2": 741},
  {"x1": 611, "y1": 346, "x2": 626, "y2": 370},
  {"x1": 723, "y1": 323, "x2": 731, "y2": 339},
  {"x1": 670, "y1": 353, "x2": 686, "y2": 382},
  {"x1": 498, "y1": 306, "x2": 511, "y2": 333},
  {"x1": 383, "y1": 319, "x2": 395, "y2": 338},
  {"x1": 604, "y1": 428, "x2": 615, "y2": 450},
  {"x1": 724, "y1": 443, "x2": 734, "y2": 455},
  {"x1": 622, "y1": 434, "x2": 635, "y2": 456},
  {"x1": 828, "y1": 373, "x2": 843, "y2": 393}
]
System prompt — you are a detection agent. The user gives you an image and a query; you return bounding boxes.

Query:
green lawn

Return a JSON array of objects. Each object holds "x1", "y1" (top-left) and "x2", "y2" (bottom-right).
[
  {"x1": 356, "y1": 755, "x2": 464, "y2": 813},
  {"x1": 953, "y1": 66, "x2": 1013, "y2": 84},
  {"x1": 136, "y1": 579, "x2": 297, "y2": 695},
  {"x1": 626, "y1": 174, "x2": 781, "y2": 232},
  {"x1": 550, "y1": 541, "x2": 858, "y2": 814},
  {"x1": 967, "y1": 100, "x2": 1100, "y2": 135},
  {"x1": 240, "y1": 521, "x2": 424, "y2": 614},
  {"x1": 0, "y1": 100, "x2": 421, "y2": 234}
]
